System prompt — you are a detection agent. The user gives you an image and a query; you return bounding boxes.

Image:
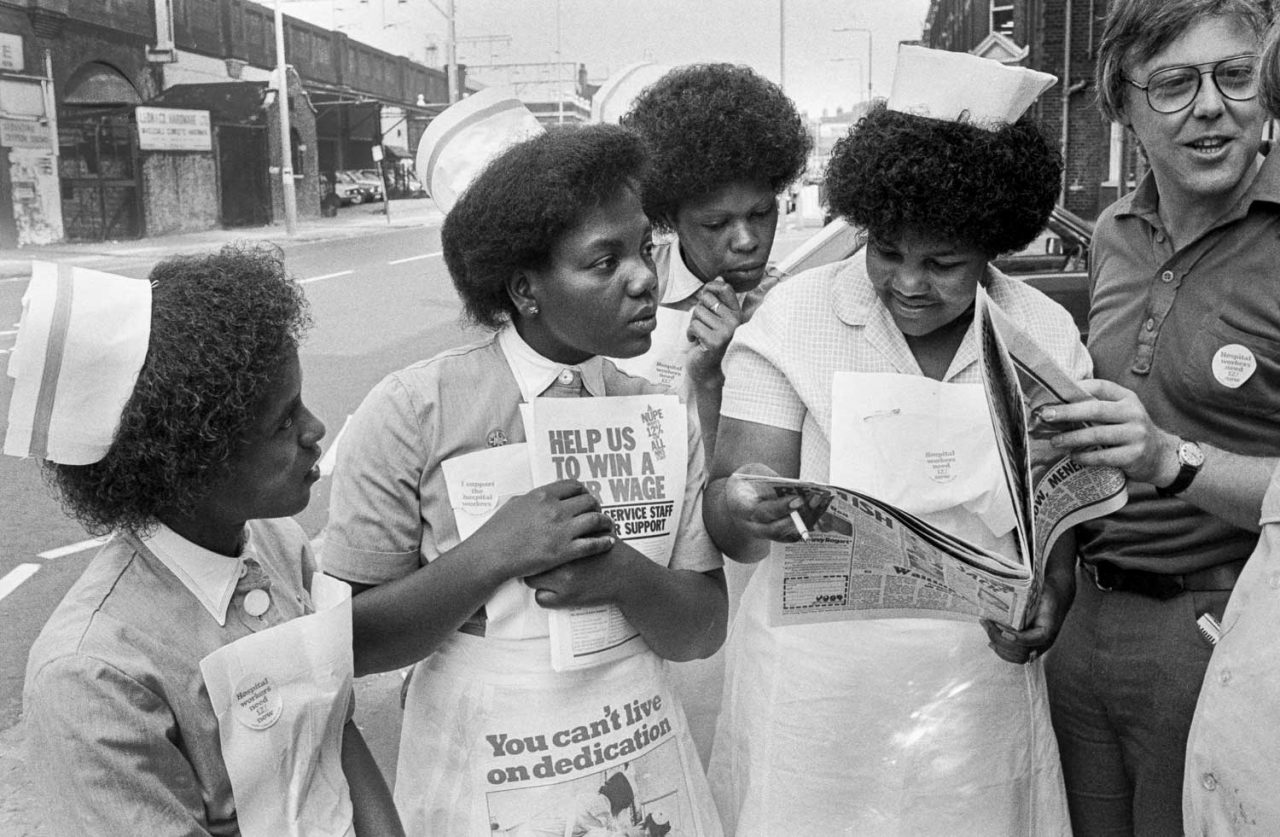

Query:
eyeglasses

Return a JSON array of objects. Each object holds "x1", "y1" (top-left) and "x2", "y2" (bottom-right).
[{"x1": 1124, "y1": 54, "x2": 1260, "y2": 114}]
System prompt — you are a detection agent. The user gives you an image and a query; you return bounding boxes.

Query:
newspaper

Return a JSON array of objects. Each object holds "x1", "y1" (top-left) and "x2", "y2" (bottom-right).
[
  {"x1": 526, "y1": 394, "x2": 688, "y2": 671},
  {"x1": 755, "y1": 289, "x2": 1128, "y2": 629},
  {"x1": 481, "y1": 654, "x2": 718, "y2": 836}
]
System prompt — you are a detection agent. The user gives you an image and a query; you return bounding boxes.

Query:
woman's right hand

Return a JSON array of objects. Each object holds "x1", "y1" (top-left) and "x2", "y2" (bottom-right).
[
  {"x1": 723, "y1": 463, "x2": 810, "y2": 543},
  {"x1": 471, "y1": 480, "x2": 616, "y2": 581}
]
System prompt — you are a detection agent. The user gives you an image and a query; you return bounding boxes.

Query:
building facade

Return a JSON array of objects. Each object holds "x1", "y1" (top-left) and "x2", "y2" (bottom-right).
[{"x1": 0, "y1": 0, "x2": 454, "y2": 244}]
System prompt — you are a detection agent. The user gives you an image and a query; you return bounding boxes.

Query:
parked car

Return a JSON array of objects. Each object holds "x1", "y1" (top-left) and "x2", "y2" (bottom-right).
[
  {"x1": 992, "y1": 205, "x2": 1093, "y2": 340},
  {"x1": 330, "y1": 171, "x2": 369, "y2": 206},
  {"x1": 343, "y1": 169, "x2": 383, "y2": 202}
]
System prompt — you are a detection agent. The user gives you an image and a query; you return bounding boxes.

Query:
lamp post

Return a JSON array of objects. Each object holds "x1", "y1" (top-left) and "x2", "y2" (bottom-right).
[
  {"x1": 273, "y1": 0, "x2": 298, "y2": 235},
  {"x1": 426, "y1": 0, "x2": 459, "y2": 102},
  {"x1": 779, "y1": 0, "x2": 786, "y2": 91},
  {"x1": 833, "y1": 26, "x2": 873, "y2": 102}
]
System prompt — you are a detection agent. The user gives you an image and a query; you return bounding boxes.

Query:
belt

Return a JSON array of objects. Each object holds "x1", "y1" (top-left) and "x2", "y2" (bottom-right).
[{"x1": 1083, "y1": 559, "x2": 1246, "y2": 599}]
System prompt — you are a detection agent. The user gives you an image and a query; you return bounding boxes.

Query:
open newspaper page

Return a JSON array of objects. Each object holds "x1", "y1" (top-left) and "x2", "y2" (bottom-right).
[
  {"x1": 980, "y1": 294, "x2": 1129, "y2": 566},
  {"x1": 527, "y1": 394, "x2": 687, "y2": 671},
  {"x1": 751, "y1": 474, "x2": 1034, "y2": 626},
  {"x1": 758, "y1": 287, "x2": 1128, "y2": 630}
]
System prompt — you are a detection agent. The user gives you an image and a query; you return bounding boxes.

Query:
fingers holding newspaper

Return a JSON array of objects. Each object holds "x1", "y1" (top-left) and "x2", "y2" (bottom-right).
[
  {"x1": 1043, "y1": 378, "x2": 1178, "y2": 486},
  {"x1": 981, "y1": 535, "x2": 1079, "y2": 665},
  {"x1": 473, "y1": 479, "x2": 617, "y2": 580},
  {"x1": 724, "y1": 462, "x2": 812, "y2": 544}
]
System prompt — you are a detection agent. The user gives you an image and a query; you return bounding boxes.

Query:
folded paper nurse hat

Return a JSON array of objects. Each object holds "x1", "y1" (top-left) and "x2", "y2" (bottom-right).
[
  {"x1": 590, "y1": 62, "x2": 673, "y2": 124},
  {"x1": 416, "y1": 87, "x2": 544, "y2": 214},
  {"x1": 888, "y1": 45, "x2": 1057, "y2": 127},
  {"x1": 4, "y1": 262, "x2": 151, "y2": 465}
]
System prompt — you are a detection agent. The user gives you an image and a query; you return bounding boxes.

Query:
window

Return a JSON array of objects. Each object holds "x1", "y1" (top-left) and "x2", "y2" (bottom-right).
[{"x1": 991, "y1": 3, "x2": 1015, "y2": 36}]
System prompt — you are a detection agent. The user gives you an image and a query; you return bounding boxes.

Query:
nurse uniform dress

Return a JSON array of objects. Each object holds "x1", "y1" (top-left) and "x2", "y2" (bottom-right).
[
  {"x1": 708, "y1": 253, "x2": 1083, "y2": 836},
  {"x1": 323, "y1": 326, "x2": 724, "y2": 836}
]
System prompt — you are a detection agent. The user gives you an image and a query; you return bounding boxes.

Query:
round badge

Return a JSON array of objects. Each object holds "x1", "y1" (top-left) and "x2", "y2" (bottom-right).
[
  {"x1": 243, "y1": 588, "x2": 271, "y2": 618},
  {"x1": 1211, "y1": 343, "x2": 1257, "y2": 389},
  {"x1": 486, "y1": 428, "x2": 508, "y2": 447},
  {"x1": 231, "y1": 673, "x2": 282, "y2": 730}
]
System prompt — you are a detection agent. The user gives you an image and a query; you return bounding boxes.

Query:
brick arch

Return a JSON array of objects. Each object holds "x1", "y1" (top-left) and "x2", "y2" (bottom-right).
[{"x1": 63, "y1": 61, "x2": 142, "y2": 106}]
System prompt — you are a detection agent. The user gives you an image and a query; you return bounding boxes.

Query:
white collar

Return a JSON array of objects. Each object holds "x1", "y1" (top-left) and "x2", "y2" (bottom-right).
[
  {"x1": 497, "y1": 325, "x2": 607, "y2": 401},
  {"x1": 142, "y1": 523, "x2": 253, "y2": 626},
  {"x1": 656, "y1": 237, "x2": 706, "y2": 305}
]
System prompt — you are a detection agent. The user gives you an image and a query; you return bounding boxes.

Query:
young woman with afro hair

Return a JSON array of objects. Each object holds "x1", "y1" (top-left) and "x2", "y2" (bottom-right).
[
  {"x1": 618, "y1": 63, "x2": 810, "y2": 460},
  {"x1": 18, "y1": 246, "x2": 402, "y2": 836},
  {"x1": 700, "y1": 81, "x2": 1090, "y2": 833},
  {"x1": 321, "y1": 123, "x2": 726, "y2": 835}
]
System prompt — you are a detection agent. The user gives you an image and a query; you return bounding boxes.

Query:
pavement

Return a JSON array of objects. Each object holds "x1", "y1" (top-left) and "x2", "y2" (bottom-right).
[
  {"x1": 0, "y1": 208, "x2": 822, "y2": 834},
  {"x1": 0, "y1": 197, "x2": 446, "y2": 281}
]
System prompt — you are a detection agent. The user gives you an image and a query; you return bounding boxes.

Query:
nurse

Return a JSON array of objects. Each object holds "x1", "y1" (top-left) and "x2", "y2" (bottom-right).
[
  {"x1": 702, "y1": 48, "x2": 1085, "y2": 835},
  {"x1": 616, "y1": 63, "x2": 810, "y2": 458},
  {"x1": 322, "y1": 94, "x2": 726, "y2": 835},
  {"x1": 14, "y1": 249, "x2": 400, "y2": 836}
]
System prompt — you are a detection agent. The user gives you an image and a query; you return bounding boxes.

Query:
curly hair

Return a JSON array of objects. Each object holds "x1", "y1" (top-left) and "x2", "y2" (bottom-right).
[
  {"x1": 442, "y1": 124, "x2": 646, "y2": 328},
  {"x1": 824, "y1": 102, "x2": 1062, "y2": 256},
  {"x1": 43, "y1": 245, "x2": 311, "y2": 535},
  {"x1": 620, "y1": 63, "x2": 811, "y2": 229}
]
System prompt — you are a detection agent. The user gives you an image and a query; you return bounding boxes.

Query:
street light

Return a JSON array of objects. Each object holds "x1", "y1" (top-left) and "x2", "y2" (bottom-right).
[
  {"x1": 425, "y1": 0, "x2": 459, "y2": 102},
  {"x1": 833, "y1": 26, "x2": 873, "y2": 102},
  {"x1": 273, "y1": 0, "x2": 298, "y2": 235}
]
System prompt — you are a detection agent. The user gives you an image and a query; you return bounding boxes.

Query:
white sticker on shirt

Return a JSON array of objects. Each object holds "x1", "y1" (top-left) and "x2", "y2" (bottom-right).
[
  {"x1": 1212, "y1": 343, "x2": 1257, "y2": 389},
  {"x1": 232, "y1": 673, "x2": 282, "y2": 730}
]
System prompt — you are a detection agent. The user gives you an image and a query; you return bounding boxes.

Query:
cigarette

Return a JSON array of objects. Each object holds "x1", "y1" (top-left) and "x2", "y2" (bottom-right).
[{"x1": 790, "y1": 509, "x2": 811, "y2": 541}]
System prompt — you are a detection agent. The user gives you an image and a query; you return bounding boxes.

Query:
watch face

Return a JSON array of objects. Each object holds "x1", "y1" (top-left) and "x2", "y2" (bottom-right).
[{"x1": 1179, "y1": 441, "x2": 1206, "y2": 468}]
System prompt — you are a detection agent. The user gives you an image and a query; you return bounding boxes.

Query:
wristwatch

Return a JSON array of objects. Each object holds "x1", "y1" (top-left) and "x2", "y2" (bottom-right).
[{"x1": 1155, "y1": 439, "x2": 1205, "y2": 498}]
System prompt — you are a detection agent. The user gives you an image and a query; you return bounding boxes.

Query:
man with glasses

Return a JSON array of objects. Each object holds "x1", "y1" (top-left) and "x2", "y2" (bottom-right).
[{"x1": 1041, "y1": 1, "x2": 1280, "y2": 834}]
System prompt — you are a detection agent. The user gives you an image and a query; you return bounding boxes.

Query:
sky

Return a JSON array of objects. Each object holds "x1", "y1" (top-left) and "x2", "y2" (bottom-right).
[{"x1": 281, "y1": 0, "x2": 934, "y2": 118}]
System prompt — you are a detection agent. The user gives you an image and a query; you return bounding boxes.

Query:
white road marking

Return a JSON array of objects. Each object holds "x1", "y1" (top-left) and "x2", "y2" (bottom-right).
[
  {"x1": 300, "y1": 270, "x2": 354, "y2": 285},
  {"x1": 0, "y1": 564, "x2": 40, "y2": 602},
  {"x1": 39, "y1": 536, "x2": 110, "y2": 560},
  {"x1": 387, "y1": 251, "x2": 443, "y2": 265}
]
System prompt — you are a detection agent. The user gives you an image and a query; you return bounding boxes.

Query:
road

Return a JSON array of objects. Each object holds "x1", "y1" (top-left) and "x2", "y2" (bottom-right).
[{"x1": 0, "y1": 213, "x2": 803, "y2": 832}]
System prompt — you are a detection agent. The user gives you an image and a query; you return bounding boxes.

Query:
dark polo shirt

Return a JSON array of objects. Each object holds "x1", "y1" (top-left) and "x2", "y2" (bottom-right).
[{"x1": 1079, "y1": 151, "x2": 1280, "y2": 574}]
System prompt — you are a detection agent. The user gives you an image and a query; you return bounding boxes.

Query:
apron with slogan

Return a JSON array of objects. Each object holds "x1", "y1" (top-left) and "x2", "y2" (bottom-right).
[
  {"x1": 200, "y1": 573, "x2": 356, "y2": 837},
  {"x1": 394, "y1": 634, "x2": 722, "y2": 836},
  {"x1": 716, "y1": 372, "x2": 1068, "y2": 836}
]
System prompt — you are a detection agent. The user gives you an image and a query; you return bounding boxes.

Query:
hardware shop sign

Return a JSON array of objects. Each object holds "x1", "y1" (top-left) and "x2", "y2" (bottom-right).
[{"x1": 136, "y1": 107, "x2": 212, "y2": 152}]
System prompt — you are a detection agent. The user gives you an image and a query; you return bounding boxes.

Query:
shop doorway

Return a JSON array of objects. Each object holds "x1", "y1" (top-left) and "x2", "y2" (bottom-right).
[
  {"x1": 58, "y1": 63, "x2": 143, "y2": 241},
  {"x1": 217, "y1": 125, "x2": 269, "y2": 227}
]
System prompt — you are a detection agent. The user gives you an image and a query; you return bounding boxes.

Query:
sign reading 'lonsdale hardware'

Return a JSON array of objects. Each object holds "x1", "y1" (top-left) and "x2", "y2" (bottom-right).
[{"x1": 136, "y1": 107, "x2": 212, "y2": 152}]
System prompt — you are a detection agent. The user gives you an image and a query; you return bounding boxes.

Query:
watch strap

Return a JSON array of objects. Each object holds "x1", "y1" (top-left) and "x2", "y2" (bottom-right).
[{"x1": 1155, "y1": 441, "x2": 1203, "y2": 498}]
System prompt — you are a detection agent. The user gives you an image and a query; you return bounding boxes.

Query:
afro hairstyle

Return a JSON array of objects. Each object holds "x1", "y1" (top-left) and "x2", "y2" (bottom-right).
[
  {"x1": 824, "y1": 102, "x2": 1062, "y2": 257},
  {"x1": 442, "y1": 123, "x2": 647, "y2": 329},
  {"x1": 43, "y1": 245, "x2": 311, "y2": 535},
  {"x1": 621, "y1": 63, "x2": 811, "y2": 229}
]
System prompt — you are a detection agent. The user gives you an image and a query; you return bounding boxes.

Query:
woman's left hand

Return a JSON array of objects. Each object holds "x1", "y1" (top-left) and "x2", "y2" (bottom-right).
[
  {"x1": 685, "y1": 279, "x2": 742, "y2": 386},
  {"x1": 981, "y1": 562, "x2": 1076, "y2": 665},
  {"x1": 524, "y1": 536, "x2": 633, "y2": 608}
]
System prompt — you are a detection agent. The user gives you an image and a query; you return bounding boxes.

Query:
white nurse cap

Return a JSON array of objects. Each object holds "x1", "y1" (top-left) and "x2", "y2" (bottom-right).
[
  {"x1": 416, "y1": 87, "x2": 544, "y2": 214},
  {"x1": 888, "y1": 45, "x2": 1057, "y2": 128},
  {"x1": 4, "y1": 262, "x2": 151, "y2": 465},
  {"x1": 590, "y1": 62, "x2": 673, "y2": 124}
]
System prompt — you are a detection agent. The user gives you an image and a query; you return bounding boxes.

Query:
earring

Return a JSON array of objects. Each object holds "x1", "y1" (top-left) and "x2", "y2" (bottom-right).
[{"x1": 528, "y1": 304, "x2": 539, "y2": 316}]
